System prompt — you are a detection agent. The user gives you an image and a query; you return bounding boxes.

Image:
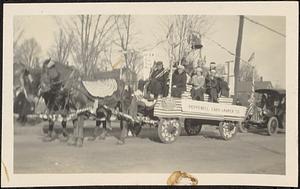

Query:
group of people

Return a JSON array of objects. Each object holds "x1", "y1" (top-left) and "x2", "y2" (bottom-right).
[{"x1": 146, "y1": 61, "x2": 230, "y2": 103}]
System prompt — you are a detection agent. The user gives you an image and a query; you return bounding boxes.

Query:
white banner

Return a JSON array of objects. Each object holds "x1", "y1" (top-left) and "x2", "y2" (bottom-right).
[{"x1": 181, "y1": 99, "x2": 247, "y2": 118}]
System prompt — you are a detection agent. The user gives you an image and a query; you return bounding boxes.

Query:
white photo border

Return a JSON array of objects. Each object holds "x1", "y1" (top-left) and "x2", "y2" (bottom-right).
[{"x1": 2, "y1": 2, "x2": 298, "y2": 187}]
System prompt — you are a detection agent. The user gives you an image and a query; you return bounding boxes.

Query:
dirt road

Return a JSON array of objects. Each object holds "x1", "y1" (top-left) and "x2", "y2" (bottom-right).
[{"x1": 14, "y1": 120, "x2": 285, "y2": 174}]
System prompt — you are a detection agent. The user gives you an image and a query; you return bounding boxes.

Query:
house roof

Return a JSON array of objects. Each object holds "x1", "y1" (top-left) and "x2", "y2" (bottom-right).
[{"x1": 237, "y1": 81, "x2": 273, "y2": 92}]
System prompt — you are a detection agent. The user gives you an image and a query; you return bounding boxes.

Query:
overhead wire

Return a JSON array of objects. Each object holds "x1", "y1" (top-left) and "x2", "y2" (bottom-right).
[
  {"x1": 244, "y1": 16, "x2": 286, "y2": 38},
  {"x1": 200, "y1": 16, "x2": 285, "y2": 67},
  {"x1": 202, "y1": 35, "x2": 251, "y2": 65}
]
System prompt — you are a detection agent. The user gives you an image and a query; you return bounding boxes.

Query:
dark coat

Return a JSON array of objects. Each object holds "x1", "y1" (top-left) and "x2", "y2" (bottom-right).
[
  {"x1": 219, "y1": 79, "x2": 230, "y2": 97},
  {"x1": 48, "y1": 66, "x2": 62, "y2": 91},
  {"x1": 171, "y1": 70, "x2": 187, "y2": 97},
  {"x1": 118, "y1": 80, "x2": 133, "y2": 113},
  {"x1": 205, "y1": 76, "x2": 218, "y2": 91},
  {"x1": 149, "y1": 68, "x2": 168, "y2": 97},
  {"x1": 172, "y1": 70, "x2": 187, "y2": 90}
]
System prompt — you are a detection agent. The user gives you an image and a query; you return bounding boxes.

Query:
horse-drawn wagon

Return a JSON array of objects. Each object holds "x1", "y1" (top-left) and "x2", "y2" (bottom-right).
[
  {"x1": 14, "y1": 60, "x2": 247, "y2": 145},
  {"x1": 152, "y1": 95, "x2": 247, "y2": 143},
  {"x1": 107, "y1": 82, "x2": 247, "y2": 144}
]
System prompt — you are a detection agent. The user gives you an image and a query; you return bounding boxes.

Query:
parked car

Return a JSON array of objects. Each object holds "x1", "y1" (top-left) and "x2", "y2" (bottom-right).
[{"x1": 240, "y1": 88, "x2": 286, "y2": 135}]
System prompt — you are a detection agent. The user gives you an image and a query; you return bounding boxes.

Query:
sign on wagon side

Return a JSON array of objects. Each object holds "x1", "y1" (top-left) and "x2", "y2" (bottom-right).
[{"x1": 181, "y1": 99, "x2": 247, "y2": 118}]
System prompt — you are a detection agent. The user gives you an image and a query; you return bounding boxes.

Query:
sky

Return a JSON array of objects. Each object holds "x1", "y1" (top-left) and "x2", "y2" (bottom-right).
[{"x1": 14, "y1": 15, "x2": 286, "y2": 88}]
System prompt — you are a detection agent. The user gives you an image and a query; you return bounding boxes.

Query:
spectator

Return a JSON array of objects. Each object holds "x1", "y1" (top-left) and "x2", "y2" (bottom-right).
[
  {"x1": 191, "y1": 67, "x2": 205, "y2": 101},
  {"x1": 206, "y1": 70, "x2": 218, "y2": 102},
  {"x1": 148, "y1": 61, "x2": 168, "y2": 98},
  {"x1": 171, "y1": 65, "x2": 187, "y2": 98},
  {"x1": 219, "y1": 76, "x2": 230, "y2": 97}
]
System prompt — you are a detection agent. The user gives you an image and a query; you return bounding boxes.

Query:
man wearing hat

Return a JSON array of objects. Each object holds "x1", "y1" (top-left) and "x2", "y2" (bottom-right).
[
  {"x1": 209, "y1": 62, "x2": 217, "y2": 72},
  {"x1": 191, "y1": 67, "x2": 205, "y2": 101},
  {"x1": 171, "y1": 64, "x2": 187, "y2": 98},
  {"x1": 148, "y1": 61, "x2": 168, "y2": 98},
  {"x1": 46, "y1": 58, "x2": 62, "y2": 92},
  {"x1": 42, "y1": 58, "x2": 66, "y2": 142}
]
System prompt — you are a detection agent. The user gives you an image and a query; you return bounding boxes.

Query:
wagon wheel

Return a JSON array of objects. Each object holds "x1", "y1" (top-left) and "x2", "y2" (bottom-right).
[
  {"x1": 129, "y1": 122, "x2": 142, "y2": 137},
  {"x1": 219, "y1": 121, "x2": 238, "y2": 140},
  {"x1": 238, "y1": 121, "x2": 249, "y2": 133},
  {"x1": 267, "y1": 116, "x2": 279, "y2": 136},
  {"x1": 158, "y1": 119, "x2": 182, "y2": 144},
  {"x1": 184, "y1": 119, "x2": 202, "y2": 136}
]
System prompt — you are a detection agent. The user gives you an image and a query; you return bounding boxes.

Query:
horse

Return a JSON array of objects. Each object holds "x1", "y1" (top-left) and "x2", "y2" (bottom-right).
[
  {"x1": 13, "y1": 63, "x2": 42, "y2": 124},
  {"x1": 37, "y1": 61, "x2": 98, "y2": 146},
  {"x1": 37, "y1": 61, "x2": 138, "y2": 146}
]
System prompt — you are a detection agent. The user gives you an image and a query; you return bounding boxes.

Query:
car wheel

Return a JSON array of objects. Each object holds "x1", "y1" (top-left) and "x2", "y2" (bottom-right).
[{"x1": 267, "y1": 116, "x2": 279, "y2": 136}]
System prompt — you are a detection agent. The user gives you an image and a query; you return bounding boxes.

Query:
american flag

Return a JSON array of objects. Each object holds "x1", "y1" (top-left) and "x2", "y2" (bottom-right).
[{"x1": 246, "y1": 53, "x2": 256, "y2": 117}]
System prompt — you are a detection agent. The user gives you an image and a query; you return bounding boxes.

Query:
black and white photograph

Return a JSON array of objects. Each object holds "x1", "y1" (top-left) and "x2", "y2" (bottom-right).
[{"x1": 2, "y1": 2, "x2": 298, "y2": 187}]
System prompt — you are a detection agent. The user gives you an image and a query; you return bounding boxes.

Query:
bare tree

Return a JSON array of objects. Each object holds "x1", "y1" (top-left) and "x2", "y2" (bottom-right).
[
  {"x1": 48, "y1": 28, "x2": 74, "y2": 65},
  {"x1": 69, "y1": 15, "x2": 116, "y2": 78},
  {"x1": 113, "y1": 16, "x2": 134, "y2": 69},
  {"x1": 159, "y1": 15, "x2": 212, "y2": 66},
  {"x1": 113, "y1": 15, "x2": 143, "y2": 86},
  {"x1": 13, "y1": 20, "x2": 25, "y2": 64},
  {"x1": 239, "y1": 63, "x2": 260, "y2": 82},
  {"x1": 13, "y1": 23, "x2": 25, "y2": 50},
  {"x1": 101, "y1": 41, "x2": 114, "y2": 70},
  {"x1": 15, "y1": 38, "x2": 42, "y2": 68}
]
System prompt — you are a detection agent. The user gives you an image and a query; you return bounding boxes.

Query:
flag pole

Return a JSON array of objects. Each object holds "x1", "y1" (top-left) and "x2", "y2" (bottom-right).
[{"x1": 168, "y1": 23, "x2": 175, "y2": 98}]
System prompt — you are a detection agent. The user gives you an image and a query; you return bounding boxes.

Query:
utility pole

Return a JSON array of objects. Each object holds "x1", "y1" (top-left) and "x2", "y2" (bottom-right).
[{"x1": 234, "y1": 15, "x2": 244, "y2": 101}]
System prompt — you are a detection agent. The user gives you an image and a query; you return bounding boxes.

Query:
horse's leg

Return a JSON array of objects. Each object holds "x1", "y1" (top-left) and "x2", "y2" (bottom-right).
[
  {"x1": 59, "y1": 120, "x2": 69, "y2": 141},
  {"x1": 43, "y1": 120, "x2": 56, "y2": 142},
  {"x1": 98, "y1": 120, "x2": 107, "y2": 140},
  {"x1": 75, "y1": 115, "x2": 84, "y2": 147},
  {"x1": 106, "y1": 111, "x2": 113, "y2": 131},
  {"x1": 117, "y1": 119, "x2": 128, "y2": 145},
  {"x1": 90, "y1": 108, "x2": 103, "y2": 140},
  {"x1": 88, "y1": 120, "x2": 100, "y2": 141},
  {"x1": 99, "y1": 110, "x2": 112, "y2": 140},
  {"x1": 18, "y1": 93, "x2": 28, "y2": 125},
  {"x1": 69, "y1": 115, "x2": 84, "y2": 147},
  {"x1": 67, "y1": 118, "x2": 78, "y2": 146}
]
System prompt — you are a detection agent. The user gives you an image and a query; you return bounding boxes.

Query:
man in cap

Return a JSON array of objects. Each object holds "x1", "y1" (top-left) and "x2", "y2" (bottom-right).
[
  {"x1": 117, "y1": 69, "x2": 136, "y2": 145},
  {"x1": 171, "y1": 64, "x2": 187, "y2": 98},
  {"x1": 46, "y1": 58, "x2": 62, "y2": 92},
  {"x1": 191, "y1": 67, "x2": 205, "y2": 101},
  {"x1": 148, "y1": 61, "x2": 168, "y2": 98}
]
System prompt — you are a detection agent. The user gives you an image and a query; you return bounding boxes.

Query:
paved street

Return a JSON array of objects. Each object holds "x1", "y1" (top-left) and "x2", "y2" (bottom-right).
[{"x1": 14, "y1": 119, "x2": 285, "y2": 174}]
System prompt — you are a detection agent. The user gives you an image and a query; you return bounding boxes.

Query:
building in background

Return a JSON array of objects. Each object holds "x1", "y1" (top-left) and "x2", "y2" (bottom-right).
[
  {"x1": 142, "y1": 51, "x2": 156, "y2": 80},
  {"x1": 236, "y1": 77, "x2": 273, "y2": 106}
]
